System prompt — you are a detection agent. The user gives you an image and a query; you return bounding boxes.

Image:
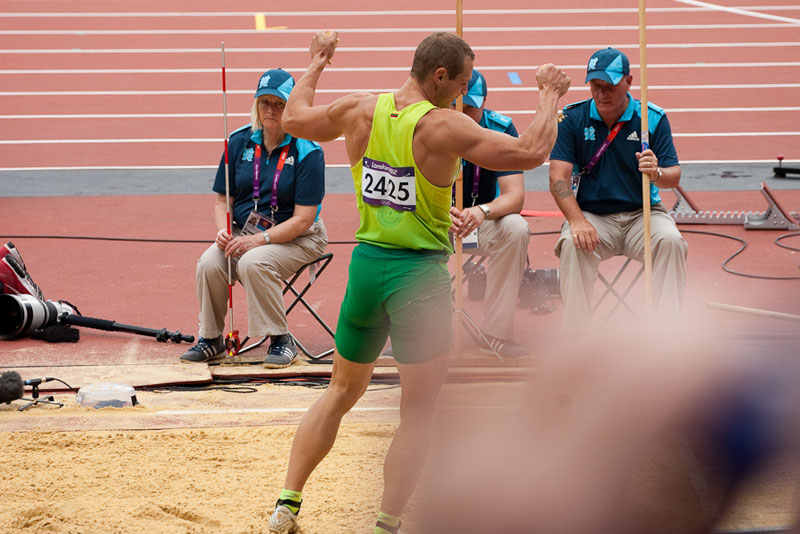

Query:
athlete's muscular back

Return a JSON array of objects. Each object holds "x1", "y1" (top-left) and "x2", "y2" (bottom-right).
[
  {"x1": 328, "y1": 92, "x2": 464, "y2": 188},
  {"x1": 282, "y1": 30, "x2": 571, "y2": 188}
]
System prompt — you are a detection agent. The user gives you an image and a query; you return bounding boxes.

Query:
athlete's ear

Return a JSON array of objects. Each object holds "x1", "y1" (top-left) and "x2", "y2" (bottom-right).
[{"x1": 433, "y1": 67, "x2": 447, "y2": 85}]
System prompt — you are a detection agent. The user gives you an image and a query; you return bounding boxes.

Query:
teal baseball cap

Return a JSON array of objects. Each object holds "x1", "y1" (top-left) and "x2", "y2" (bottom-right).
[
  {"x1": 585, "y1": 48, "x2": 630, "y2": 85},
  {"x1": 254, "y1": 68, "x2": 295, "y2": 101},
  {"x1": 463, "y1": 69, "x2": 487, "y2": 108}
]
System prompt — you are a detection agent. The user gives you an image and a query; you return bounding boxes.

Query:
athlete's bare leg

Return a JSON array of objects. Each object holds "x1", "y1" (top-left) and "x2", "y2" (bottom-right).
[
  {"x1": 380, "y1": 352, "x2": 450, "y2": 516},
  {"x1": 282, "y1": 351, "x2": 376, "y2": 491}
]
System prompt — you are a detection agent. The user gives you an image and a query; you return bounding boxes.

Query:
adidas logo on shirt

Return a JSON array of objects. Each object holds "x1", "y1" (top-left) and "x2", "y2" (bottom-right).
[
  {"x1": 285, "y1": 156, "x2": 295, "y2": 166},
  {"x1": 627, "y1": 131, "x2": 639, "y2": 142}
]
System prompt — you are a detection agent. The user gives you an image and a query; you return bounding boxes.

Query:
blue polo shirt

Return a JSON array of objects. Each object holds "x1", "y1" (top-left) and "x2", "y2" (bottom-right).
[
  {"x1": 460, "y1": 109, "x2": 522, "y2": 206},
  {"x1": 550, "y1": 93, "x2": 679, "y2": 215},
  {"x1": 213, "y1": 125, "x2": 325, "y2": 227}
]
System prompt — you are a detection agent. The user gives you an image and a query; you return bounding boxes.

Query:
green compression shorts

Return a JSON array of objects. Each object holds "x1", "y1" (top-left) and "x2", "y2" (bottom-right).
[{"x1": 335, "y1": 242, "x2": 453, "y2": 365}]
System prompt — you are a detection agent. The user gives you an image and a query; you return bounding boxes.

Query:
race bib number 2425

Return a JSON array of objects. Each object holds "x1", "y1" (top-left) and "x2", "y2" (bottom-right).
[{"x1": 361, "y1": 157, "x2": 417, "y2": 212}]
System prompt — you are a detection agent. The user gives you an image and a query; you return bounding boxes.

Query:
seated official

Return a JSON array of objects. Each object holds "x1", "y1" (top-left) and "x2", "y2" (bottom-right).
[
  {"x1": 181, "y1": 68, "x2": 328, "y2": 367},
  {"x1": 548, "y1": 48, "x2": 687, "y2": 330},
  {"x1": 450, "y1": 70, "x2": 531, "y2": 358}
]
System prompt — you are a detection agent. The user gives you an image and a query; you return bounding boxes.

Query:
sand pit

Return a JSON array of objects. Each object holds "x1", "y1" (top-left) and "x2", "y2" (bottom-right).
[
  {"x1": 0, "y1": 384, "x2": 797, "y2": 533},
  {"x1": 0, "y1": 386, "x2": 400, "y2": 534}
]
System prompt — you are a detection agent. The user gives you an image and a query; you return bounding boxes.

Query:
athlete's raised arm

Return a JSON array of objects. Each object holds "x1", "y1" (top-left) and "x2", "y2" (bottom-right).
[
  {"x1": 282, "y1": 30, "x2": 344, "y2": 142},
  {"x1": 422, "y1": 64, "x2": 570, "y2": 172}
]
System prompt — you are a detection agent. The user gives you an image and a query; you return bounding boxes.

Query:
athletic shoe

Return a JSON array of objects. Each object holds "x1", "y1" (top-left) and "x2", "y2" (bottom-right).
[
  {"x1": 478, "y1": 334, "x2": 530, "y2": 359},
  {"x1": 263, "y1": 334, "x2": 298, "y2": 368},
  {"x1": 268, "y1": 505, "x2": 299, "y2": 534},
  {"x1": 179, "y1": 336, "x2": 226, "y2": 363}
]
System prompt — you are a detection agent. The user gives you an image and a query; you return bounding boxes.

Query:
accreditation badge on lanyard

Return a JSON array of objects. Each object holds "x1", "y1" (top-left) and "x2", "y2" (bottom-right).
[
  {"x1": 361, "y1": 156, "x2": 417, "y2": 212},
  {"x1": 241, "y1": 143, "x2": 290, "y2": 236},
  {"x1": 461, "y1": 163, "x2": 481, "y2": 249}
]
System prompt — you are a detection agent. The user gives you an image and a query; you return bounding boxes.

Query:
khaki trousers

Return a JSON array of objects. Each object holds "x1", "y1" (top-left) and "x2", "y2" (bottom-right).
[
  {"x1": 469, "y1": 213, "x2": 530, "y2": 340},
  {"x1": 554, "y1": 205, "x2": 687, "y2": 330},
  {"x1": 195, "y1": 219, "x2": 328, "y2": 339}
]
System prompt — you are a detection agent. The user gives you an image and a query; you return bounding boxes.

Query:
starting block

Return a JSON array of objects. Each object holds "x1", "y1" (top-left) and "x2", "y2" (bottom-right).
[{"x1": 669, "y1": 183, "x2": 799, "y2": 230}]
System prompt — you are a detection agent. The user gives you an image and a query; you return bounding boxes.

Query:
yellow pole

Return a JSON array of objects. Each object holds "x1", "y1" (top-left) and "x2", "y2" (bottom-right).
[
  {"x1": 638, "y1": 0, "x2": 654, "y2": 312},
  {"x1": 453, "y1": 0, "x2": 464, "y2": 359}
]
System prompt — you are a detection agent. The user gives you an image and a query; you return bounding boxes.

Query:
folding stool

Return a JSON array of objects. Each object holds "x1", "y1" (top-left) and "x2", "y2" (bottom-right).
[
  {"x1": 593, "y1": 257, "x2": 645, "y2": 323},
  {"x1": 239, "y1": 252, "x2": 335, "y2": 360},
  {"x1": 283, "y1": 252, "x2": 336, "y2": 359}
]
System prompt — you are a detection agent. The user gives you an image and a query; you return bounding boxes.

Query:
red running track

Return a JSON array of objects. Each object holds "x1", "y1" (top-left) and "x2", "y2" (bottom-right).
[{"x1": 0, "y1": 0, "x2": 799, "y2": 169}]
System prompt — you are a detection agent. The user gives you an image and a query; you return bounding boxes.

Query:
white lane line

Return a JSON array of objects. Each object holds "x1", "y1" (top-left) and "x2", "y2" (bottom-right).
[
  {"x1": 4, "y1": 42, "x2": 800, "y2": 53},
  {"x1": 0, "y1": 138, "x2": 224, "y2": 144},
  {"x1": 1, "y1": 159, "x2": 798, "y2": 172},
  {"x1": 151, "y1": 405, "x2": 513, "y2": 416},
  {"x1": 673, "y1": 132, "x2": 800, "y2": 137},
  {"x1": 3, "y1": 61, "x2": 799, "y2": 74},
  {"x1": 3, "y1": 7, "x2": 798, "y2": 16},
  {"x1": 154, "y1": 406, "x2": 398, "y2": 416},
  {"x1": 0, "y1": 165, "x2": 219, "y2": 171},
  {"x1": 2, "y1": 83, "x2": 799, "y2": 96},
  {"x1": 672, "y1": 0, "x2": 800, "y2": 24},
  {"x1": 0, "y1": 113, "x2": 250, "y2": 119},
  {"x1": 499, "y1": 106, "x2": 800, "y2": 115},
  {"x1": 1, "y1": 132, "x2": 798, "y2": 145},
  {"x1": 1, "y1": 23, "x2": 798, "y2": 35},
  {"x1": 3, "y1": 107, "x2": 799, "y2": 120},
  {"x1": 647, "y1": 107, "x2": 800, "y2": 112}
]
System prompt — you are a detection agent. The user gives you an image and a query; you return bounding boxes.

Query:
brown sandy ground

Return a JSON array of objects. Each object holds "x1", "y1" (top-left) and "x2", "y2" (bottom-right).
[{"x1": 0, "y1": 383, "x2": 797, "y2": 533}]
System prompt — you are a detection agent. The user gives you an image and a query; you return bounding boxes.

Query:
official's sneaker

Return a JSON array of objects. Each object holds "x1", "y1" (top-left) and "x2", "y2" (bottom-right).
[
  {"x1": 263, "y1": 334, "x2": 298, "y2": 368},
  {"x1": 268, "y1": 504, "x2": 299, "y2": 534},
  {"x1": 179, "y1": 336, "x2": 226, "y2": 363},
  {"x1": 478, "y1": 334, "x2": 530, "y2": 359}
]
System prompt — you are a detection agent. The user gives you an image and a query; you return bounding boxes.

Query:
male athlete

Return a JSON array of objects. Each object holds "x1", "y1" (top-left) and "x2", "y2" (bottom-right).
[{"x1": 267, "y1": 30, "x2": 570, "y2": 534}]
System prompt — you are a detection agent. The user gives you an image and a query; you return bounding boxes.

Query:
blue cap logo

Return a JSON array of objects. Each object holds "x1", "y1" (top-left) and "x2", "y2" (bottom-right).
[
  {"x1": 254, "y1": 68, "x2": 295, "y2": 101},
  {"x1": 585, "y1": 48, "x2": 630, "y2": 86}
]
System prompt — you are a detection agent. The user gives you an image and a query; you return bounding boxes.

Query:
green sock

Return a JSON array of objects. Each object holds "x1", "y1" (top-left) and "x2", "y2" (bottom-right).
[
  {"x1": 375, "y1": 511, "x2": 401, "y2": 534},
  {"x1": 278, "y1": 488, "x2": 302, "y2": 514}
]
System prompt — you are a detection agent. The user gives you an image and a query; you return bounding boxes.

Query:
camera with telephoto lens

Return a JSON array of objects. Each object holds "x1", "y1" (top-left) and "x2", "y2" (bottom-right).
[{"x1": 0, "y1": 294, "x2": 76, "y2": 339}]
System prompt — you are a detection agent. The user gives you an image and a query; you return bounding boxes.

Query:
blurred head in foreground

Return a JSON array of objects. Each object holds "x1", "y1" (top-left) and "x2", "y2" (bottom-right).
[{"x1": 415, "y1": 325, "x2": 800, "y2": 534}]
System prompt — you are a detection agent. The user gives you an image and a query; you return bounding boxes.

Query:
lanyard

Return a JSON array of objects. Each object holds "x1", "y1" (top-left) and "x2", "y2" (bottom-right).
[
  {"x1": 253, "y1": 143, "x2": 290, "y2": 214},
  {"x1": 470, "y1": 164, "x2": 481, "y2": 206},
  {"x1": 580, "y1": 121, "x2": 626, "y2": 176},
  {"x1": 451, "y1": 162, "x2": 483, "y2": 207}
]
